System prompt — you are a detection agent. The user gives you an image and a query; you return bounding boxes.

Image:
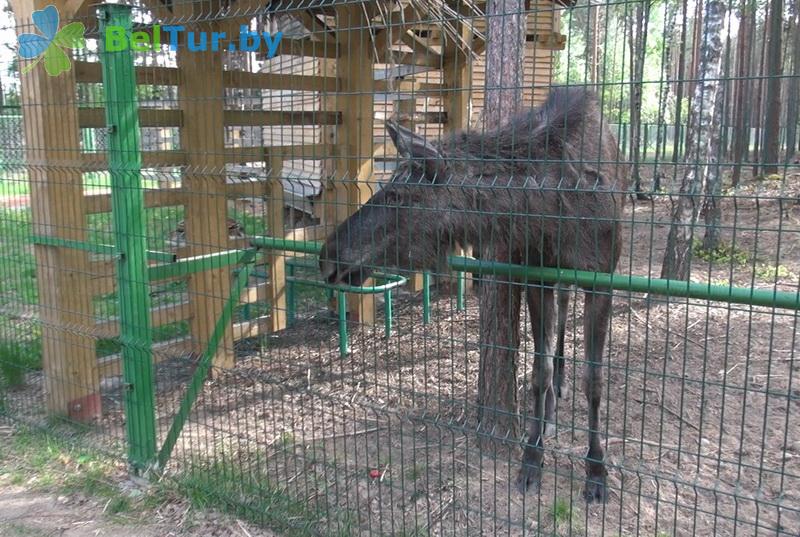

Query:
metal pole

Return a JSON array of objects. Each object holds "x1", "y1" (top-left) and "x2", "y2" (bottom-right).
[
  {"x1": 422, "y1": 272, "x2": 431, "y2": 324},
  {"x1": 338, "y1": 291, "x2": 349, "y2": 357},
  {"x1": 98, "y1": 4, "x2": 156, "y2": 472}
]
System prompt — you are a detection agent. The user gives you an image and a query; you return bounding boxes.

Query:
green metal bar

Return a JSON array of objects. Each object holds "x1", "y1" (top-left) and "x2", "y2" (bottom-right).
[
  {"x1": 98, "y1": 3, "x2": 155, "y2": 472},
  {"x1": 286, "y1": 262, "x2": 296, "y2": 326},
  {"x1": 422, "y1": 272, "x2": 431, "y2": 324},
  {"x1": 32, "y1": 235, "x2": 176, "y2": 263},
  {"x1": 384, "y1": 290, "x2": 392, "y2": 338},
  {"x1": 251, "y1": 236, "x2": 323, "y2": 255},
  {"x1": 457, "y1": 271, "x2": 465, "y2": 312},
  {"x1": 158, "y1": 250, "x2": 256, "y2": 468},
  {"x1": 148, "y1": 249, "x2": 252, "y2": 281},
  {"x1": 338, "y1": 291, "x2": 349, "y2": 357},
  {"x1": 285, "y1": 272, "x2": 407, "y2": 294},
  {"x1": 448, "y1": 256, "x2": 800, "y2": 311}
]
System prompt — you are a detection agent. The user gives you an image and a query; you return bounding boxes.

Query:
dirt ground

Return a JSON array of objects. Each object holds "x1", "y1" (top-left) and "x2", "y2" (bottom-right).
[{"x1": 4, "y1": 181, "x2": 800, "y2": 536}]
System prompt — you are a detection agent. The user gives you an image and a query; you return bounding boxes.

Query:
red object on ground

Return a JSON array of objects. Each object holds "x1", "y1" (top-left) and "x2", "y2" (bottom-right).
[{"x1": 369, "y1": 469, "x2": 381, "y2": 479}]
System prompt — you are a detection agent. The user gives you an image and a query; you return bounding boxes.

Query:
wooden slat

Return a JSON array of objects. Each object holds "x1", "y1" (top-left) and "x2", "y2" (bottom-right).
[
  {"x1": 81, "y1": 151, "x2": 187, "y2": 171},
  {"x1": 265, "y1": 154, "x2": 287, "y2": 332},
  {"x1": 78, "y1": 108, "x2": 182, "y2": 128},
  {"x1": 74, "y1": 61, "x2": 179, "y2": 85},
  {"x1": 225, "y1": 144, "x2": 334, "y2": 164},
  {"x1": 97, "y1": 337, "x2": 192, "y2": 378},
  {"x1": 92, "y1": 302, "x2": 192, "y2": 339},
  {"x1": 222, "y1": 70, "x2": 339, "y2": 92},
  {"x1": 85, "y1": 188, "x2": 185, "y2": 214},
  {"x1": 258, "y1": 38, "x2": 339, "y2": 59},
  {"x1": 224, "y1": 110, "x2": 341, "y2": 126},
  {"x1": 233, "y1": 316, "x2": 271, "y2": 340}
]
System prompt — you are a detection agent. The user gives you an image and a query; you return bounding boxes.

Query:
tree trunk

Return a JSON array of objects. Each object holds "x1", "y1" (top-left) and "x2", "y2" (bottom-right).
[
  {"x1": 654, "y1": 0, "x2": 679, "y2": 190},
  {"x1": 484, "y1": 0, "x2": 526, "y2": 128},
  {"x1": 628, "y1": 1, "x2": 651, "y2": 198},
  {"x1": 479, "y1": 0, "x2": 527, "y2": 440},
  {"x1": 761, "y1": 0, "x2": 783, "y2": 175},
  {"x1": 731, "y1": 0, "x2": 753, "y2": 187},
  {"x1": 702, "y1": 82, "x2": 726, "y2": 249},
  {"x1": 672, "y1": 0, "x2": 691, "y2": 163},
  {"x1": 662, "y1": 0, "x2": 727, "y2": 280},
  {"x1": 784, "y1": 1, "x2": 800, "y2": 158},
  {"x1": 752, "y1": 5, "x2": 771, "y2": 176}
]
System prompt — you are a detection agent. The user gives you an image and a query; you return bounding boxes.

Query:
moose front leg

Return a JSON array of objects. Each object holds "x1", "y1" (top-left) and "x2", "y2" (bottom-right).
[
  {"x1": 516, "y1": 284, "x2": 555, "y2": 493},
  {"x1": 582, "y1": 288, "x2": 612, "y2": 503}
]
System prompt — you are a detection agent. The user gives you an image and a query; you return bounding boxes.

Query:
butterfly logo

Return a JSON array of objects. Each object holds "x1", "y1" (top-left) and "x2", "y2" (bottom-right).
[{"x1": 17, "y1": 5, "x2": 85, "y2": 77}]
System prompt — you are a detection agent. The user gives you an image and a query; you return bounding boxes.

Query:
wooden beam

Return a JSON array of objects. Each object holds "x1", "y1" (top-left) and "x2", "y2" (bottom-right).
[
  {"x1": 78, "y1": 108, "x2": 182, "y2": 128},
  {"x1": 265, "y1": 156, "x2": 287, "y2": 332},
  {"x1": 335, "y1": 4, "x2": 375, "y2": 325},
  {"x1": 372, "y1": 4, "x2": 421, "y2": 53},
  {"x1": 74, "y1": 61, "x2": 179, "y2": 85},
  {"x1": 296, "y1": 10, "x2": 337, "y2": 45},
  {"x1": 97, "y1": 337, "x2": 191, "y2": 378},
  {"x1": 92, "y1": 302, "x2": 192, "y2": 339},
  {"x1": 81, "y1": 151, "x2": 187, "y2": 171},
  {"x1": 222, "y1": 70, "x2": 339, "y2": 92},
  {"x1": 177, "y1": 22, "x2": 235, "y2": 370},
  {"x1": 75, "y1": 61, "x2": 338, "y2": 91},
  {"x1": 224, "y1": 110, "x2": 341, "y2": 127},
  {"x1": 16, "y1": 0, "x2": 99, "y2": 420},
  {"x1": 84, "y1": 189, "x2": 185, "y2": 214},
  {"x1": 260, "y1": 38, "x2": 339, "y2": 59}
]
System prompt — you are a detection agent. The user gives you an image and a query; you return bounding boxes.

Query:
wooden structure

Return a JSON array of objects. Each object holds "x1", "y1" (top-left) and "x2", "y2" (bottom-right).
[{"x1": 11, "y1": 0, "x2": 567, "y2": 420}]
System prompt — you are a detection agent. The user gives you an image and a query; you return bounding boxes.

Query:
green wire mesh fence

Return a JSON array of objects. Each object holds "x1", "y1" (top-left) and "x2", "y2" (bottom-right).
[{"x1": 1, "y1": 0, "x2": 799, "y2": 535}]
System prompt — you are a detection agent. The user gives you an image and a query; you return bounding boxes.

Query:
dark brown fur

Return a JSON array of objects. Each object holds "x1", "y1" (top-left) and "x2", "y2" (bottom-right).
[{"x1": 320, "y1": 87, "x2": 628, "y2": 502}]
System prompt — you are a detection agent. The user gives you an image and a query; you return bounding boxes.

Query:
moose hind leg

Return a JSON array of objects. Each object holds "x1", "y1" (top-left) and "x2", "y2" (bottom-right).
[
  {"x1": 555, "y1": 284, "x2": 571, "y2": 398},
  {"x1": 582, "y1": 289, "x2": 612, "y2": 503},
  {"x1": 517, "y1": 285, "x2": 555, "y2": 493}
]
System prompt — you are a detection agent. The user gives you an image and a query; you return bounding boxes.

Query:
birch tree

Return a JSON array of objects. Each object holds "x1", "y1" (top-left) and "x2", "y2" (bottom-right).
[{"x1": 661, "y1": 0, "x2": 727, "y2": 280}]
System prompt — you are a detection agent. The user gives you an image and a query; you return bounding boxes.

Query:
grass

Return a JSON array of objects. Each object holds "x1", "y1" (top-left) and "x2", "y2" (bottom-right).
[
  {"x1": 0, "y1": 338, "x2": 42, "y2": 389},
  {"x1": 692, "y1": 239, "x2": 750, "y2": 266},
  {"x1": 0, "y1": 426, "x2": 134, "y2": 517},
  {"x1": 1, "y1": 424, "x2": 361, "y2": 536}
]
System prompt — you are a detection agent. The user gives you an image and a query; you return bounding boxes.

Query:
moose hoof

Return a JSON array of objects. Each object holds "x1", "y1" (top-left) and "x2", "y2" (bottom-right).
[
  {"x1": 582, "y1": 472, "x2": 608, "y2": 504},
  {"x1": 516, "y1": 461, "x2": 543, "y2": 494},
  {"x1": 556, "y1": 383, "x2": 571, "y2": 399}
]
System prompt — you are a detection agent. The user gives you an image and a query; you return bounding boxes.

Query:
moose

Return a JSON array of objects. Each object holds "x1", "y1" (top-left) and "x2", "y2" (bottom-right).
[{"x1": 319, "y1": 87, "x2": 628, "y2": 503}]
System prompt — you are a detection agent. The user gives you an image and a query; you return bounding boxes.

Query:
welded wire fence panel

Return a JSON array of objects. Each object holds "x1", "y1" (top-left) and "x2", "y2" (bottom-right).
[{"x1": 1, "y1": 0, "x2": 798, "y2": 535}]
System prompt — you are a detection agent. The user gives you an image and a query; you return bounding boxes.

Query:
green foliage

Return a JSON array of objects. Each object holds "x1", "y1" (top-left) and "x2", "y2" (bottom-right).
[
  {"x1": 754, "y1": 263, "x2": 798, "y2": 282},
  {"x1": 0, "y1": 338, "x2": 42, "y2": 388},
  {"x1": 692, "y1": 240, "x2": 750, "y2": 266},
  {"x1": 550, "y1": 497, "x2": 574, "y2": 525}
]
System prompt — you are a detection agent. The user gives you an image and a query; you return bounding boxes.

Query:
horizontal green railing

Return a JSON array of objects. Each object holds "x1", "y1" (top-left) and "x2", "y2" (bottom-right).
[
  {"x1": 449, "y1": 256, "x2": 800, "y2": 311},
  {"x1": 33, "y1": 234, "x2": 176, "y2": 263}
]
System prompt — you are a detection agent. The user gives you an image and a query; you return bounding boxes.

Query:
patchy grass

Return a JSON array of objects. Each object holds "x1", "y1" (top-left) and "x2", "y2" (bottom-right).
[
  {"x1": 172, "y1": 457, "x2": 357, "y2": 536},
  {"x1": 0, "y1": 426, "x2": 134, "y2": 516},
  {"x1": 754, "y1": 262, "x2": 798, "y2": 283},
  {"x1": 0, "y1": 338, "x2": 42, "y2": 390}
]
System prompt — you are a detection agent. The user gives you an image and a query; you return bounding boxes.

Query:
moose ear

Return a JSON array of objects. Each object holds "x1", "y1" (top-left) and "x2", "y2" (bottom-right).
[{"x1": 386, "y1": 120, "x2": 449, "y2": 182}]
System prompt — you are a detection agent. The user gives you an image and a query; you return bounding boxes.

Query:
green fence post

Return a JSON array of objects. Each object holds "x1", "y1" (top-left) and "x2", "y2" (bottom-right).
[
  {"x1": 384, "y1": 289, "x2": 392, "y2": 338},
  {"x1": 338, "y1": 291, "x2": 349, "y2": 357},
  {"x1": 422, "y1": 272, "x2": 431, "y2": 324},
  {"x1": 98, "y1": 3, "x2": 157, "y2": 472}
]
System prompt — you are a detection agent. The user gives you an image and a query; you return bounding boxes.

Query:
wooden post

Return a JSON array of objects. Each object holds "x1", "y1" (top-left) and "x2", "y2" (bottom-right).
[
  {"x1": 17, "y1": 0, "x2": 99, "y2": 420},
  {"x1": 443, "y1": 13, "x2": 474, "y2": 293},
  {"x1": 335, "y1": 5, "x2": 375, "y2": 324},
  {"x1": 266, "y1": 154, "x2": 287, "y2": 332},
  {"x1": 396, "y1": 98, "x2": 426, "y2": 293},
  {"x1": 177, "y1": 21, "x2": 235, "y2": 369}
]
